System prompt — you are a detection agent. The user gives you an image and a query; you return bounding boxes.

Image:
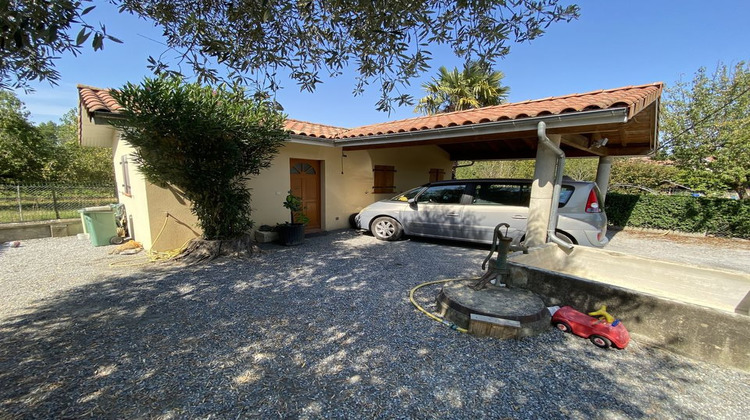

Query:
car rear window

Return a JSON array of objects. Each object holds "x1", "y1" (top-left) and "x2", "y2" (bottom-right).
[{"x1": 558, "y1": 186, "x2": 575, "y2": 206}]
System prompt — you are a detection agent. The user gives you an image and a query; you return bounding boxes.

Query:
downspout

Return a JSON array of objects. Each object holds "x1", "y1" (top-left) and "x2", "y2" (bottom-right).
[{"x1": 537, "y1": 121, "x2": 574, "y2": 250}]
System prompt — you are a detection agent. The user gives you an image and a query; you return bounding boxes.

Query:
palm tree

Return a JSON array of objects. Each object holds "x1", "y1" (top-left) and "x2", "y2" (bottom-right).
[{"x1": 415, "y1": 62, "x2": 510, "y2": 115}]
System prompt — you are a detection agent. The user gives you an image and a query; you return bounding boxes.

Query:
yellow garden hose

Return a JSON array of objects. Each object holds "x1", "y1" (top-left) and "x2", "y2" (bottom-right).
[
  {"x1": 409, "y1": 278, "x2": 469, "y2": 333},
  {"x1": 109, "y1": 213, "x2": 197, "y2": 268}
]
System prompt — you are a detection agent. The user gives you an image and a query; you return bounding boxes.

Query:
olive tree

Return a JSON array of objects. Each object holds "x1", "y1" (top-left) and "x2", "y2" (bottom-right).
[{"x1": 2, "y1": 1, "x2": 579, "y2": 111}]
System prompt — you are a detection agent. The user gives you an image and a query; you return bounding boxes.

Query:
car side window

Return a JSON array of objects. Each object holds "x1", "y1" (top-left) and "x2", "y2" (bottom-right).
[
  {"x1": 416, "y1": 185, "x2": 466, "y2": 204},
  {"x1": 473, "y1": 183, "x2": 530, "y2": 206}
]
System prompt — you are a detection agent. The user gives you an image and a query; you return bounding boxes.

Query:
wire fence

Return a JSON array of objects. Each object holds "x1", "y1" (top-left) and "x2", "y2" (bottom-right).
[{"x1": 0, "y1": 184, "x2": 117, "y2": 224}]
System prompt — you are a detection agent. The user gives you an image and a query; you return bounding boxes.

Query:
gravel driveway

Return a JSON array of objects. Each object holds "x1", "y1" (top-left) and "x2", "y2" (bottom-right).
[{"x1": 1, "y1": 232, "x2": 749, "y2": 419}]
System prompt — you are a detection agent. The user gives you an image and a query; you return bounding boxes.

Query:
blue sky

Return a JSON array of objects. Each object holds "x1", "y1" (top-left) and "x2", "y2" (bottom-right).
[{"x1": 16, "y1": 0, "x2": 750, "y2": 126}]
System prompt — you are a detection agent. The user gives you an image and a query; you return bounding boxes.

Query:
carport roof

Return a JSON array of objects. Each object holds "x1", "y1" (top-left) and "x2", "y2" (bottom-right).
[{"x1": 78, "y1": 82, "x2": 663, "y2": 159}]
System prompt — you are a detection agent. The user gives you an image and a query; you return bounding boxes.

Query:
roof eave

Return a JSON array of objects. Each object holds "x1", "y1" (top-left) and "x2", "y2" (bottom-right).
[
  {"x1": 287, "y1": 134, "x2": 336, "y2": 147},
  {"x1": 336, "y1": 108, "x2": 629, "y2": 149}
]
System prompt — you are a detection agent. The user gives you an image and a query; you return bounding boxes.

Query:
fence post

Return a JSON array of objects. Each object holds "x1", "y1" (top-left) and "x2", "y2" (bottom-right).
[
  {"x1": 16, "y1": 185, "x2": 23, "y2": 222},
  {"x1": 51, "y1": 186, "x2": 60, "y2": 219}
]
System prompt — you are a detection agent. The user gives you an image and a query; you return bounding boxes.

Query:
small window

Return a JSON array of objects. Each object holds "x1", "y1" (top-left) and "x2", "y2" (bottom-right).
[
  {"x1": 291, "y1": 162, "x2": 316, "y2": 174},
  {"x1": 416, "y1": 184, "x2": 466, "y2": 204},
  {"x1": 429, "y1": 168, "x2": 445, "y2": 182},
  {"x1": 373, "y1": 165, "x2": 396, "y2": 193},
  {"x1": 120, "y1": 155, "x2": 132, "y2": 196}
]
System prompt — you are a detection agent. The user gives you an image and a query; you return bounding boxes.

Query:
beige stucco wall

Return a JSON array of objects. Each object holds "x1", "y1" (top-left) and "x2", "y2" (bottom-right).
[
  {"x1": 111, "y1": 133, "x2": 201, "y2": 251},
  {"x1": 79, "y1": 105, "x2": 117, "y2": 148},
  {"x1": 107, "y1": 134, "x2": 451, "y2": 249},
  {"x1": 367, "y1": 145, "x2": 453, "y2": 200},
  {"x1": 112, "y1": 136, "x2": 153, "y2": 247},
  {"x1": 248, "y1": 142, "x2": 373, "y2": 230},
  {"x1": 248, "y1": 143, "x2": 453, "y2": 230}
]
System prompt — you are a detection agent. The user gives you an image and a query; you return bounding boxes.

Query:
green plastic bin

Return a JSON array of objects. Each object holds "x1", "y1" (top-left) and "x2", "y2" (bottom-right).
[{"x1": 78, "y1": 206, "x2": 118, "y2": 247}]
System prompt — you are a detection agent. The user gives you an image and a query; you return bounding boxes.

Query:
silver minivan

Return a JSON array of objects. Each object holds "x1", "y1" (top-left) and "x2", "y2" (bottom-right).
[{"x1": 355, "y1": 178, "x2": 608, "y2": 247}]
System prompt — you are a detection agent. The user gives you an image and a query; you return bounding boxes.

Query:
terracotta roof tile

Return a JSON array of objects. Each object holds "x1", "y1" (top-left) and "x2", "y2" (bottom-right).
[
  {"x1": 78, "y1": 82, "x2": 663, "y2": 140},
  {"x1": 77, "y1": 85, "x2": 347, "y2": 139},
  {"x1": 338, "y1": 83, "x2": 662, "y2": 138},
  {"x1": 285, "y1": 118, "x2": 347, "y2": 139},
  {"x1": 78, "y1": 85, "x2": 122, "y2": 113}
]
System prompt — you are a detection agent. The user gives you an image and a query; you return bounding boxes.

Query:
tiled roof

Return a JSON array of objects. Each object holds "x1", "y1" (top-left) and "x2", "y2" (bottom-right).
[
  {"x1": 77, "y1": 85, "x2": 346, "y2": 138},
  {"x1": 78, "y1": 85, "x2": 122, "y2": 113},
  {"x1": 285, "y1": 118, "x2": 347, "y2": 139},
  {"x1": 339, "y1": 83, "x2": 663, "y2": 138},
  {"x1": 78, "y1": 82, "x2": 662, "y2": 140}
]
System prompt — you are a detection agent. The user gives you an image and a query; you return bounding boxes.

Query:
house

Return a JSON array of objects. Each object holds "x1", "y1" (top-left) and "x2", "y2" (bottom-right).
[{"x1": 78, "y1": 83, "x2": 663, "y2": 251}]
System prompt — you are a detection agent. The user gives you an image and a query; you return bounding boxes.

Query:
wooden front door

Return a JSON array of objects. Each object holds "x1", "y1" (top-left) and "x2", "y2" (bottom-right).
[{"x1": 289, "y1": 159, "x2": 321, "y2": 231}]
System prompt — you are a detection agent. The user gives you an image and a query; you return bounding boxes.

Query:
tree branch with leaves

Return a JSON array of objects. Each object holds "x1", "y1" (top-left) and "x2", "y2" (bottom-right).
[
  {"x1": 660, "y1": 62, "x2": 750, "y2": 199},
  {"x1": 2, "y1": 1, "x2": 579, "y2": 112}
]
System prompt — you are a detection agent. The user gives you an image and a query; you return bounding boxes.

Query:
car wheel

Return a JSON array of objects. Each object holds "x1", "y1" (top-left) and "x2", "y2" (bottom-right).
[
  {"x1": 589, "y1": 335, "x2": 612, "y2": 349},
  {"x1": 554, "y1": 230, "x2": 577, "y2": 245},
  {"x1": 553, "y1": 321, "x2": 572, "y2": 333},
  {"x1": 371, "y1": 216, "x2": 403, "y2": 241}
]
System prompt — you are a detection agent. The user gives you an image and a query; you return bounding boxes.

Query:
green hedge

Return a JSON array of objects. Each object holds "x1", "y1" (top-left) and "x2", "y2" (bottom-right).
[{"x1": 605, "y1": 193, "x2": 750, "y2": 239}]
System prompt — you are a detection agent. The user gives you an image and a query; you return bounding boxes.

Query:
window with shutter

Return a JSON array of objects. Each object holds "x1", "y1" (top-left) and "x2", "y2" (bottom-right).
[
  {"x1": 120, "y1": 155, "x2": 132, "y2": 196},
  {"x1": 429, "y1": 168, "x2": 445, "y2": 182},
  {"x1": 372, "y1": 165, "x2": 396, "y2": 193}
]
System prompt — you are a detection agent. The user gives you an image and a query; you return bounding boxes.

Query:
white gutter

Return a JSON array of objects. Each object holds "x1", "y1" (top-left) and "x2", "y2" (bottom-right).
[
  {"x1": 287, "y1": 134, "x2": 337, "y2": 147},
  {"x1": 335, "y1": 108, "x2": 628, "y2": 148},
  {"x1": 537, "y1": 121, "x2": 574, "y2": 250}
]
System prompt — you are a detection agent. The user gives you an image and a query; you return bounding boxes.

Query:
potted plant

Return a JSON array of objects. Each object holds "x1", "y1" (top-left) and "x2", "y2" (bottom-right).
[{"x1": 277, "y1": 191, "x2": 308, "y2": 246}]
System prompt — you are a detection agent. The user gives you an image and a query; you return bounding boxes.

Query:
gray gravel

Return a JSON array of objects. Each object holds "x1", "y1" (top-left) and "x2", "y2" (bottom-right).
[{"x1": 1, "y1": 232, "x2": 749, "y2": 419}]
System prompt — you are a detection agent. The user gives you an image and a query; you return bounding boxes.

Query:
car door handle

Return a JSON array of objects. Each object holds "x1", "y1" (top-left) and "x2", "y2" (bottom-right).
[
  {"x1": 512, "y1": 215, "x2": 527, "y2": 219},
  {"x1": 447, "y1": 213, "x2": 460, "y2": 217}
]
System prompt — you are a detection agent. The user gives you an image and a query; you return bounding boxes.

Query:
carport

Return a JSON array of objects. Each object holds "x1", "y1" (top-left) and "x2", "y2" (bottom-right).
[{"x1": 335, "y1": 83, "x2": 663, "y2": 246}]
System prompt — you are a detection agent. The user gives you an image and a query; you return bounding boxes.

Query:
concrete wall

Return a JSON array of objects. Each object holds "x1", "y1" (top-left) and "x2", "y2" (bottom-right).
[
  {"x1": 508, "y1": 245, "x2": 750, "y2": 372},
  {"x1": 0, "y1": 219, "x2": 84, "y2": 242}
]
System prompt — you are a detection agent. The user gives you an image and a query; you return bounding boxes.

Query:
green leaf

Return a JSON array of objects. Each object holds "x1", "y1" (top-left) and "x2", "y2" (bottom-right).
[{"x1": 76, "y1": 28, "x2": 90, "y2": 46}]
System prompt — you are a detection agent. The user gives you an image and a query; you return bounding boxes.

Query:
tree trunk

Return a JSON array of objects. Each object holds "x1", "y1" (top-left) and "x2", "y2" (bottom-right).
[{"x1": 172, "y1": 234, "x2": 261, "y2": 265}]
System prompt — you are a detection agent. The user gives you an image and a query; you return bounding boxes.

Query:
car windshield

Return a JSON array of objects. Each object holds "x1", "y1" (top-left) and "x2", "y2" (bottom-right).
[{"x1": 390, "y1": 187, "x2": 424, "y2": 202}]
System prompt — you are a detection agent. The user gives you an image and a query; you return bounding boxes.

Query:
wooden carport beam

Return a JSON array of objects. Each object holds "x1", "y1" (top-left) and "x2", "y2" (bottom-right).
[{"x1": 560, "y1": 134, "x2": 607, "y2": 157}]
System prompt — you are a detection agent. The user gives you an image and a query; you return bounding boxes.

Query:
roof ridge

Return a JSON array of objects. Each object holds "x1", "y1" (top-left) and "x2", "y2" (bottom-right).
[
  {"x1": 285, "y1": 118, "x2": 349, "y2": 131},
  {"x1": 77, "y1": 84, "x2": 109, "y2": 91}
]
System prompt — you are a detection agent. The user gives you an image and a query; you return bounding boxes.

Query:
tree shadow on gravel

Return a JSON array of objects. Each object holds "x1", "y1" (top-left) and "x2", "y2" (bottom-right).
[{"x1": 0, "y1": 231, "x2": 741, "y2": 418}]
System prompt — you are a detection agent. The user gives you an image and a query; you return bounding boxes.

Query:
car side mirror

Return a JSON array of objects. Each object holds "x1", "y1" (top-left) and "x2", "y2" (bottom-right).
[{"x1": 407, "y1": 198, "x2": 417, "y2": 207}]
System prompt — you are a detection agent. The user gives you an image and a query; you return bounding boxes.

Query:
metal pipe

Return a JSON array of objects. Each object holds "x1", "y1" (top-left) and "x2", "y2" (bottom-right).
[{"x1": 537, "y1": 122, "x2": 573, "y2": 250}]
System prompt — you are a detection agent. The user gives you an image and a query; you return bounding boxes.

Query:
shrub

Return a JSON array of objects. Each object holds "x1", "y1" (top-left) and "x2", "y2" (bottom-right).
[{"x1": 605, "y1": 193, "x2": 750, "y2": 238}]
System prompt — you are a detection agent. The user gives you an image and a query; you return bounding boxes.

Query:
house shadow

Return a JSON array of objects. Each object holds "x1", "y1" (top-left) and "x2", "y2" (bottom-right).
[{"x1": 0, "y1": 231, "x2": 713, "y2": 418}]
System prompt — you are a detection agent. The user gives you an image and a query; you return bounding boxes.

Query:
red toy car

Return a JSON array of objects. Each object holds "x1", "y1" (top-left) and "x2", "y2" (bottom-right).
[{"x1": 551, "y1": 305, "x2": 630, "y2": 349}]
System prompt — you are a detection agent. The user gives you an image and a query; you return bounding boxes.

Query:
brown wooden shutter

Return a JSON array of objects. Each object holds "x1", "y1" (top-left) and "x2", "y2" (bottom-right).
[
  {"x1": 429, "y1": 168, "x2": 445, "y2": 182},
  {"x1": 373, "y1": 165, "x2": 396, "y2": 193}
]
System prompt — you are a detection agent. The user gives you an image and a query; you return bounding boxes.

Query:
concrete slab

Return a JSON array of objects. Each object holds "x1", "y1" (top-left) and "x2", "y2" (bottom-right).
[{"x1": 510, "y1": 244, "x2": 750, "y2": 316}]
